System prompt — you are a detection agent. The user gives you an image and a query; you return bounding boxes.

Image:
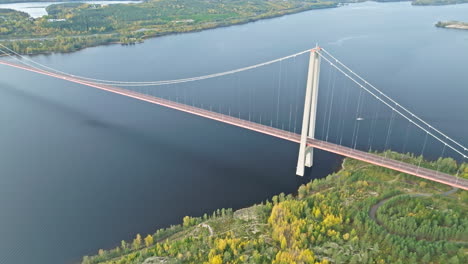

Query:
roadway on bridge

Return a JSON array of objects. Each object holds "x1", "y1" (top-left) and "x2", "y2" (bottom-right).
[{"x1": 1, "y1": 60, "x2": 467, "y2": 190}]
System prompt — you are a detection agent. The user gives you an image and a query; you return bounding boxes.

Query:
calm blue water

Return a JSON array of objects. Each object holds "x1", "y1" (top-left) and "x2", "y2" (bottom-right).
[{"x1": 0, "y1": 2, "x2": 467, "y2": 264}]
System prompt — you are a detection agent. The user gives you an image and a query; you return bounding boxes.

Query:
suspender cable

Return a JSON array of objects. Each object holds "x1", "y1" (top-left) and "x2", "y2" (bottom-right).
[
  {"x1": 276, "y1": 60, "x2": 282, "y2": 127},
  {"x1": 384, "y1": 111, "x2": 396, "y2": 158},
  {"x1": 351, "y1": 90, "x2": 363, "y2": 149},
  {"x1": 339, "y1": 77, "x2": 350, "y2": 146},
  {"x1": 321, "y1": 48, "x2": 467, "y2": 156},
  {"x1": 401, "y1": 120, "x2": 412, "y2": 155},
  {"x1": 417, "y1": 132, "x2": 429, "y2": 173},
  {"x1": 368, "y1": 99, "x2": 380, "y2": 151},
  {"x1": 293, "y1": 55, "x2": 300, "y2": 134},
  {"x1": 325, "y1": 66, "x2": 337, "y2": 142},
  {"x1": 318, "y1": 51, "x2": 467, "y2": 159},
  {"x1": 321, "y1": 64, "x2": 334, "y2": 139},
  {"x1": 436, "y1": 144, "x2": 447, "y2": 176}
]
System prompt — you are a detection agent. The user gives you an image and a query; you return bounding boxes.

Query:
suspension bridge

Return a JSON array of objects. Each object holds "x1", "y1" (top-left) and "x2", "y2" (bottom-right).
[{"x1": 1, "y1": 45, "x2": 467, "y2": 190}]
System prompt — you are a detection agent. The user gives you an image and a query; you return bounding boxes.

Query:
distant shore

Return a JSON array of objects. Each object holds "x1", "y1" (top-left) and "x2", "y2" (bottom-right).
[
  {"x1": 0, "y1": 0, "x2": 468, "y2": 55},
  {"x1": 0, "y1": 0, "x2": 141, "y2": 3},
  {"x1": 0, "y1": 1, "x2": 338, "y2": 55}
]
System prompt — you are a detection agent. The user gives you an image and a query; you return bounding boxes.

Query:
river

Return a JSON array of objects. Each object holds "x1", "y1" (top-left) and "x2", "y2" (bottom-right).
[{"x1": 0, "y1": 2, "x2": 467, "y2": 264}]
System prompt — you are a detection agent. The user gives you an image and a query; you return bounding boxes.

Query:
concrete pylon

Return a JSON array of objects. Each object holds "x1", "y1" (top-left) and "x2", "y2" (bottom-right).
[{"x1": 296, "y1": 47, "x2": 321, "y2": 176}]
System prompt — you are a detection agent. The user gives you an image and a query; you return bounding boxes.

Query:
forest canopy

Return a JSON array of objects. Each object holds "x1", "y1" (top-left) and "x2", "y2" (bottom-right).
[{"x1": 82, "y1": 153, "x2": 468, "y2": 264}]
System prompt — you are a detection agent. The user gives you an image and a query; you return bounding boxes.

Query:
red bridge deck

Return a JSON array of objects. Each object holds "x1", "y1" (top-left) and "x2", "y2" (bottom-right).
[{"x1": 1, "y1": 60, "x2": 467, "y2": 190}]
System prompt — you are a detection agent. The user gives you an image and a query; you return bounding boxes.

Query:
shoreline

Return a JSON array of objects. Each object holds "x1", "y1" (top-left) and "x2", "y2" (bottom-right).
[
  {"x1": 0, "y1": 3, "x2": 339, "y2": 56},
  {"x1": 2, "y1": 1, "x2": 468, "y2": 56}
]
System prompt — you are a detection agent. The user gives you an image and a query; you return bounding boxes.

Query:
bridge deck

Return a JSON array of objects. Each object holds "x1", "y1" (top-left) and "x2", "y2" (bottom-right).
[{"x1": 1, "y1": 60, "x2": 467, "y2": 190}]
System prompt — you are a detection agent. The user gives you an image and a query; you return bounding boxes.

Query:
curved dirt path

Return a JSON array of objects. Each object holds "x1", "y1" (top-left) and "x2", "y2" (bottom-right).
[
  {"x1": 368, "y1": 188, "x2": 467, "y2": 244},
  {"x1": 369, "y1": 188, "x2": 458, "y2": 223},
  {"x1": 200, "y1": 223, "x2": 214, "y2": 237}
]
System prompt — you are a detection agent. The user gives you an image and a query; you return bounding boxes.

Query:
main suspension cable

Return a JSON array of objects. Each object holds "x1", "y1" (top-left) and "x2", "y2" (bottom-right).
[{"x1": 0, "y1": 43, "x2": 309, "y2": 86}]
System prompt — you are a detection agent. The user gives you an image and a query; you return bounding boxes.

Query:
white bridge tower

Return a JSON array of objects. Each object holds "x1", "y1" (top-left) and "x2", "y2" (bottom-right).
[{"x1": 296, "y1": 47, "x2": 321, "y2": 176}]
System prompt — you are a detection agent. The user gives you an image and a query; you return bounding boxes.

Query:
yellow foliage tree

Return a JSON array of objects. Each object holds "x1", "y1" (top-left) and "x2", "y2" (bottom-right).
[
  {"x1": 343, "y1": 233, "x2": 350, "y2": 241},
  {"x1": 217, "y1": 239, "x2": 227, "y2": 251},
  {"x1": 132, "y1": 234, "x2": 142, "y2": 249},
  {"x1": 208, "y1": 254, "x2": 223, "y2": 264},
  {"x1": 273, "y1": 249, "x2": 315, "y2": 264},
  {"x1": 323, "y1": 214, "x2": 342, "y2": 228},
  {"x1": 144, "y1": 234, "x2": 154, "y2": 247}
]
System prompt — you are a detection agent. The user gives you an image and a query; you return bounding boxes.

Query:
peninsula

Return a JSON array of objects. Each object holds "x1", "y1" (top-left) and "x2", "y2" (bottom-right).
[{"x1": 436, "y1": 21, "x2": 468, "y2": 30}]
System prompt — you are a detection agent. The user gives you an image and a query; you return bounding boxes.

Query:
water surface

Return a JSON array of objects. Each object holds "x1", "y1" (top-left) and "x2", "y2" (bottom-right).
[{"x1": 0, "y1": 2, "x2": 467, "y2": 264}]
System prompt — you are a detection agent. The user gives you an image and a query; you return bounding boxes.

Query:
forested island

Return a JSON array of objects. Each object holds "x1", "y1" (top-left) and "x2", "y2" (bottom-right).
[
  {"x1": 82, "y1": 152, "x2": 468, "y2": 264},
  {"x1": 436, "y1": 21, "x2": 468, "y2": 30},
  {"x1": 1, "y1": 0, "x2": 468, "y2": 55}
]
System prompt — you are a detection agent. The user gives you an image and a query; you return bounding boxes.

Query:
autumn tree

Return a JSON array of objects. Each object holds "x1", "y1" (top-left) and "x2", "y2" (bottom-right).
[
  {"x1": 132, "y1": 234, "x2": 142, "y2": 249},
  {"x1": 144, "y1": 234, "x2": 154, "y2": 247}
]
